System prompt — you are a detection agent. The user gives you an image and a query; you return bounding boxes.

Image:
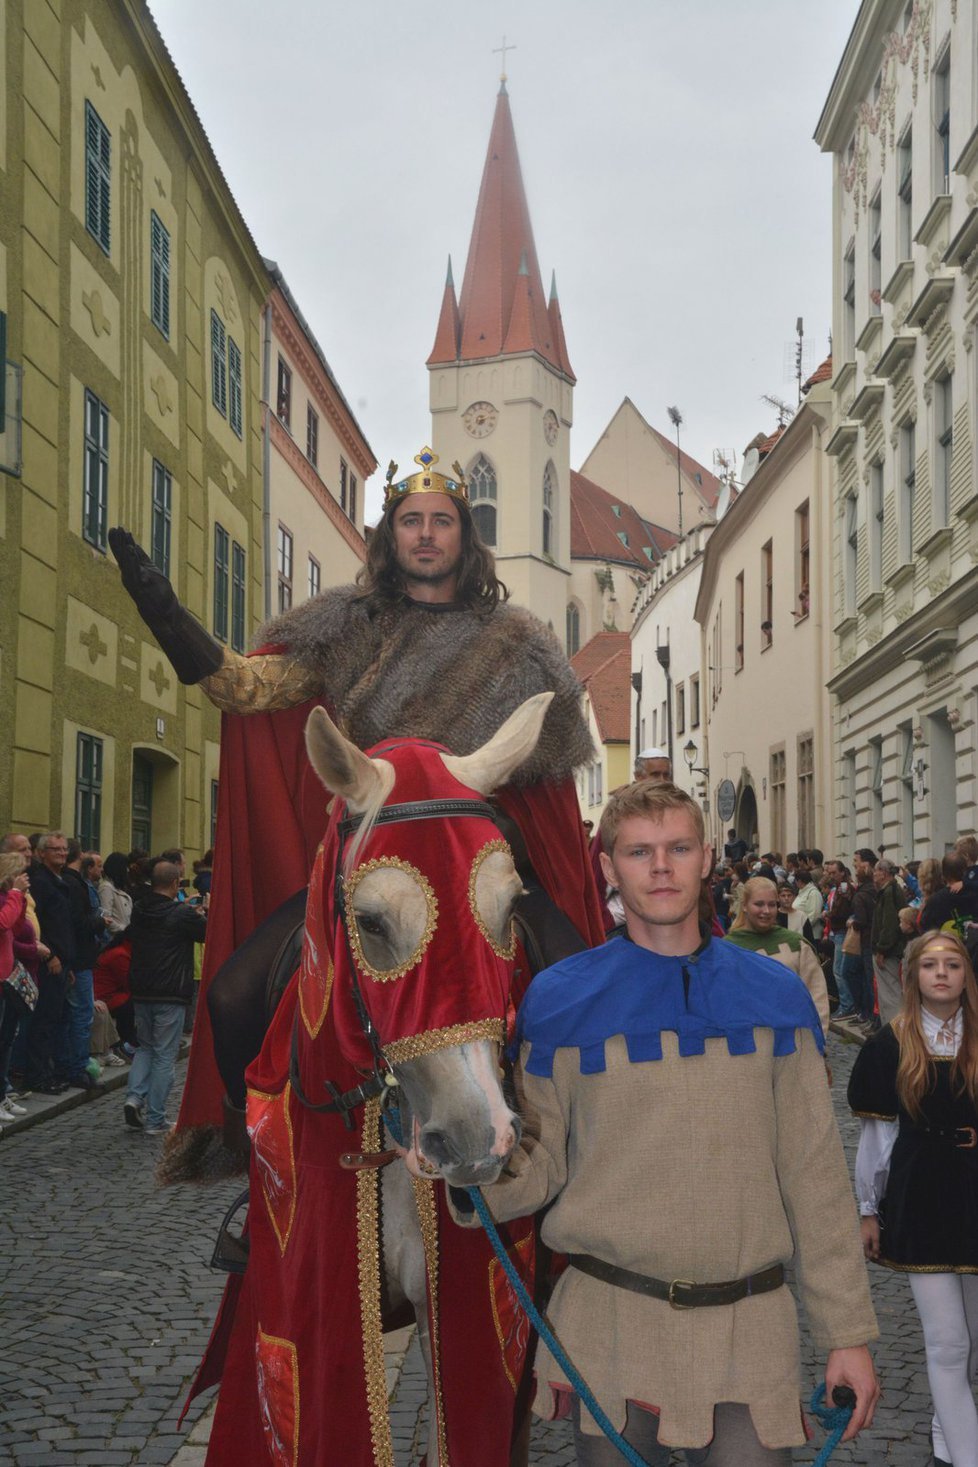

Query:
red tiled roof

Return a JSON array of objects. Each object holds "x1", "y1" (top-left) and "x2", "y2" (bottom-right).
[
  {"x1": 647, "y1": 426, "x2": 723, "y2": 509},
  {"x1": 759, "y1": 425, "x2": 787, "y2": 456},
  {"x1": 429, "y1": 85, "x2": 575, "y2": 380},
  {"x1": 572, "y1": 633, "x2": 631, "y2": 744},
  {"x1": 428, "y1": 257, "x2": 461, "y2": 364},
  {"x1": 803, "y1": 355, "x2": 832, "y2": 391},
  {"x1": 571, "y1": 471, "x2": 663, "y2": 570}
]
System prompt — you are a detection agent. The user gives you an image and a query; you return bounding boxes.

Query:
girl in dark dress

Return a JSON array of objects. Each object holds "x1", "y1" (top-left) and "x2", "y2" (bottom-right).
[{"x1": 849, "y1": 930, "x2": 978, "y2": 1467}]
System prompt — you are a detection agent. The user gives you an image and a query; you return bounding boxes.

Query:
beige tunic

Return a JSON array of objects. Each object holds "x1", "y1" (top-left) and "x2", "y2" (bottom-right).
[{"x1": 472, "y1": 1027, "x2": 877, "y2": 1448}]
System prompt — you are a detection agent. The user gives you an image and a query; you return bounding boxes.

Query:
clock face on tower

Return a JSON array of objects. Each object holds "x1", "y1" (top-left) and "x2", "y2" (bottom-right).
[
  {"x1": 543, "y1": 409, "x2": 559, "y2": 446},
  {"x1": 462, "y1": 401, "x2": 498, "y2": 438}
]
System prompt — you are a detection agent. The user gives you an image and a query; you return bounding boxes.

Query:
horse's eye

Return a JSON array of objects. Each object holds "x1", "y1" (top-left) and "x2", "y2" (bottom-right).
[{"x1": 356, "y1": 912, "x2": 386, "y2": 938}]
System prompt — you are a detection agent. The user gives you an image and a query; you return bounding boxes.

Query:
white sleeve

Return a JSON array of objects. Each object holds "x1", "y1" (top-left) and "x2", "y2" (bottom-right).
[{"x1": 853, "y1": 1117, "x2": 897, "y2": 1215}]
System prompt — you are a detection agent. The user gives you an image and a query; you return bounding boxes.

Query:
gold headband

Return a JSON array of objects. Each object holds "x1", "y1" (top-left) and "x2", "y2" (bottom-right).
[{"x1": 384, "y1": 448, "x2": 468, "y2": 510}]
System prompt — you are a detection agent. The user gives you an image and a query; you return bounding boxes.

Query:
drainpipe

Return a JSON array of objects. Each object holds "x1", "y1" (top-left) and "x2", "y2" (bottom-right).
[
  {"x1": 261, "y1": 302, "x2": 273, "y2": 622},
  {"x1": 631, "y1": 666, "x2": 643, "y2": 764}
]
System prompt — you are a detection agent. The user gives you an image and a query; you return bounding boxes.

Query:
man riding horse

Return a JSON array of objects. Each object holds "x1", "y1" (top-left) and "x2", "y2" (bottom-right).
[{"x1": 110, "y1": 447, "x2": 603, "y2": 1173}]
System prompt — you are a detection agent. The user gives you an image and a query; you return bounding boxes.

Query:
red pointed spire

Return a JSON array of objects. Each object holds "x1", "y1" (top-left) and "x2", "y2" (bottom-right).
[
  {"x1": 547, "y1": 270, "x2": 575, "y2": 382},
  {"x1": 428, "y1": 87, "x2": 571, "y2": 378},
  {"x1": 427, "y1": 255, "x2": 460, "y2": 365}
]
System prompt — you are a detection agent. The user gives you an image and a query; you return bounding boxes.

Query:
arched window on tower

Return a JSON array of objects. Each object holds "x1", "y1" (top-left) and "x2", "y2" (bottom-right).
[
  {"x1": 468, "y1": 453, "x2": 497, "y2": 547},
  {"x1": 542, "y1": 461, "x2": 557, "y2": 557},
  {"x1": 566, "y1": 600, "x2": 581, "y2": 658}
]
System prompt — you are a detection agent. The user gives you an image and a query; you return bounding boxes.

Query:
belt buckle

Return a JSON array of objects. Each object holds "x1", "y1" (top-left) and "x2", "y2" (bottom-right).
[
  {"x1": 668, "y1": 1278, "x2": 696, "y2": 1310},
  {"x1": 956, "y1": 1127, "x2": 978, "y2": 1149}
]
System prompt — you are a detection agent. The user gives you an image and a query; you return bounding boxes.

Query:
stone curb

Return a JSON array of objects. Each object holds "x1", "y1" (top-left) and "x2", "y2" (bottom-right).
[{"x1": 0, "y1": 1038, "x2": 191, "y2": 1139}]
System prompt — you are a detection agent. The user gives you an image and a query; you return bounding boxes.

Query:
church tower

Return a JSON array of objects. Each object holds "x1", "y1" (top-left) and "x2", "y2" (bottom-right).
[{"x1": 427, "y1": 81, "x2": 575, "y2": 630}]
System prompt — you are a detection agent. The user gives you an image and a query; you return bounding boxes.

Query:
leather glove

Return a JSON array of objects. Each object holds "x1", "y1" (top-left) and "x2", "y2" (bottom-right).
[{"x1": 109, "y1": 527, "x2": 225, "y2": 684}]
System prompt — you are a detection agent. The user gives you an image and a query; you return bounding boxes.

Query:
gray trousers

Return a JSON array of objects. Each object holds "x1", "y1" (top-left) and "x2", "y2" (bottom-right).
[
  {"x1": 873, "y1": 953, "x2": 903, "y2": 1024},
  {"x1": 572, "y1": 1399, "x2": 792, "y2": 1466}
]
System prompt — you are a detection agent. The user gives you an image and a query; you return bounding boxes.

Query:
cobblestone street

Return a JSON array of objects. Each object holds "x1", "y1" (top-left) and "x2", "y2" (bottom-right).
[{"x1": 0, "y1": 1039, "x2": 951, "y2": 1464}]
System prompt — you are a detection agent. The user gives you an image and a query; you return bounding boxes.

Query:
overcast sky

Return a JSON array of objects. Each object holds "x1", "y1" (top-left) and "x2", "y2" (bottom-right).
[{"x1": 152, "y1": 0, "x2": 858, "y2": 520}]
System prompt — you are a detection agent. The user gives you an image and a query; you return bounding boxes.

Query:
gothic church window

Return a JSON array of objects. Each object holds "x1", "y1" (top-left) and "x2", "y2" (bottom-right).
[
  {"x1": 469, "y1": 454, "x2": 497, "y2": 546},
  {"x1": 566, "y1": 601, "x2": 581, "y2": 658},
  {"x1": 543, "y1": 462, "x2": 557, "y2": 557}
]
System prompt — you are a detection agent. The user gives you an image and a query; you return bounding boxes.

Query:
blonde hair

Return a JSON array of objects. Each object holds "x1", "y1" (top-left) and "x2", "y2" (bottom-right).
[
  {"x1": 898, "y1": 906, "x2": 917, "y2": 929},
  {"x1": 599, "y1": 779, "x2": 704, "y2": 857},
  {"x1": 917, "y1": 857, "x2": 944, "y2": 901},
  {"x1": 730, "y1": 876, "x2": 778, "y2": 932},
  {"x1": 895, "y1": 930, "x2": 978, "y2": 1121},
  {"x1": 0, "y1": 852, "x2": 27, "y2": 891}
]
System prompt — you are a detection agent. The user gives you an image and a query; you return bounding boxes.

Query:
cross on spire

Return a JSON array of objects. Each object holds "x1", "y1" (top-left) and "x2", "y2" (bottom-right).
[{"x1": 492, "y1": 34, "x2": 516, "y2": 84}]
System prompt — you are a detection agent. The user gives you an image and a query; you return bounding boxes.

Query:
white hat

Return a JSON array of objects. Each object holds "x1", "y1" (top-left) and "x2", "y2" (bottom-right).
[{"x1": 637, "y1": 747, "x2": 669, "y2": 761}]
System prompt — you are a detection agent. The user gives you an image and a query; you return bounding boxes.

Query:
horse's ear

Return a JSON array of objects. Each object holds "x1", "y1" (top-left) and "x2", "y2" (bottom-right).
[
  {"x1": 305, "y1": 707, "x2": 388, "y2": 813},
  {"x1": 441, "y1": 692, "x2": 554, "y2": 796}
]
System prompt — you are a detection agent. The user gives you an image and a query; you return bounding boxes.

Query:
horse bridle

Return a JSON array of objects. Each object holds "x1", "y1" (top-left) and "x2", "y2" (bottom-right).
[{"x1": 289, "y1": 789, "x2": 501, "y2": 1131}]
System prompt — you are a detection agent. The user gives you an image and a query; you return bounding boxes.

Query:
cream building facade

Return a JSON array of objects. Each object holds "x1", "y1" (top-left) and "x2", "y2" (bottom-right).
[
  {"x1": 816, "y1": 0, "x2": 978, "y2": 858},
  {"x1": 263, "y1": 261, "x2": 373, "y2": 617},
  {"x1": 693, "y1": 388, "x2": 834, "y2": 857},
  {"x1": 631, "y1": 526, "x2": 712, "y2": 820}
]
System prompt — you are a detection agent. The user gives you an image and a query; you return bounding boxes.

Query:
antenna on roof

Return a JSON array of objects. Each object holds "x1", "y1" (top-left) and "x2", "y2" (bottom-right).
[{"x1": 761, "y1": 393, "x2": 795, "y2": 429}]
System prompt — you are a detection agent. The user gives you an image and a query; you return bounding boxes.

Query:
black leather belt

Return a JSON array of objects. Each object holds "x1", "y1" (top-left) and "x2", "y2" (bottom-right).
[
  {"x1": 920, "y1": 1125, "x2": 978, "y2": 1148},
  {"x1": 568, "y1": 1255, "x2": 785, "y2": 1310}
]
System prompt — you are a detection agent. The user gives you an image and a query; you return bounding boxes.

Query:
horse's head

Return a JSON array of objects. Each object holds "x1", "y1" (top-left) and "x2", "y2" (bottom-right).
[{"x1": 303, "y1": 693, "x2": 552, "y2": 1187}]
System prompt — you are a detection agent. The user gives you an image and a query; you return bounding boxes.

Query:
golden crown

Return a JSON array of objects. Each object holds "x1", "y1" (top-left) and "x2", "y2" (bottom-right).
[{"x1": 383, "y1": 448, "x2": 468, "y2": 509}]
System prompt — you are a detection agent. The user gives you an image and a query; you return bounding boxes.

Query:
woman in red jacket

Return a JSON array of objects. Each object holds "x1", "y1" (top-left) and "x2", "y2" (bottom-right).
[
  {"x1": 93, "y1": 934, "x2": 135, "y2": 1050},
  {"x1": 0, "y1": 852, "x2": 31, "y2": 1122}
]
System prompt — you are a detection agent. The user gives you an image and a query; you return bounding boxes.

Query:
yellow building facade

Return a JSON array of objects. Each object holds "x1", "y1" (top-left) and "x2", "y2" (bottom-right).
[{"x1": 0, "y1": 0, "x2": 269, "y2": 857}]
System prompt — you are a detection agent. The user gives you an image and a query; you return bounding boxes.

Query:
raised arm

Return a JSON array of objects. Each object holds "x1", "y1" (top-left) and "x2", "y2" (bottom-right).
[{"x1": 109, "y1": 528, "x2": 319, "y2": 713}]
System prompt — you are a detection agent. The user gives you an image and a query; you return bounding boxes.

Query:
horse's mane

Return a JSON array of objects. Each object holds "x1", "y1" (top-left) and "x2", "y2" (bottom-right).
[{"x1": 342, "y1": 759, "x2": 397, "y2": 876}]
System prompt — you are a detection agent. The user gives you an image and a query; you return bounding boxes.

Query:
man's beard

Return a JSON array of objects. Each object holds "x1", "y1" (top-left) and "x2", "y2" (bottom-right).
[{"x1": 396, "y1": 549, "x2": 462, "y2": 589}]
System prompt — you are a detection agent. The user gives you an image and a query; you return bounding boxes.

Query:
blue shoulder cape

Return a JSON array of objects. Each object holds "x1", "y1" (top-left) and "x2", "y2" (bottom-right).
[{"x1": 515, "y1": 935, "x2": 825, "y2": 1078}]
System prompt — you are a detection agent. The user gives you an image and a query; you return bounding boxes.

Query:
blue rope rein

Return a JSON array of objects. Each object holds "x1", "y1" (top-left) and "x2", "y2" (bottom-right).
[{"x1": 809, "y1": 1383, "x2": 855, "y2": 1467}]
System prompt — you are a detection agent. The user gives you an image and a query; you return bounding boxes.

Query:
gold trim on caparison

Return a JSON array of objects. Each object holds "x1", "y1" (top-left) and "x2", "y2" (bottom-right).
[
  {"x1": 356, "y1": 1098, "x2": 395, "y2": 1467},
  {"x1": 468, "y1": 838, "x2": 518, "y2": 959},
  {"x1": 344, "y1": 856, "x2": 439, "y2": 983},
  {"x1": 383, "y1": 1018, "x2": 506, "y2": 1067}
]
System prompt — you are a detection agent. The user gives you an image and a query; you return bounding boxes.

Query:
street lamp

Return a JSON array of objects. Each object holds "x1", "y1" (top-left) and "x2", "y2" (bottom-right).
[
  {"x1": 667, "y1": 405, "x2": 684, "y2": 539},
  {"x1": 683, "y1": 738, "x2": 709, "y2": 777}
]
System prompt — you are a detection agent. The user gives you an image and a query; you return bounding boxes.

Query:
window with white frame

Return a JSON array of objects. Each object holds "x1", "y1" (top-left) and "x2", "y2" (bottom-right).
[
  {"x1": 210, "y1": 310, "x2": 227, "y2": 417},
  {"x1": 85, "y1": 102, "x2": 111, "y2": 254},
  {"x1": 349, "y1": 471, "x2": 358, "y2": 523},
  {"x1": 588, "y1": 759, "x2": 603, "y2": 808},
  {"x1": 306, "y1": 405, "x2": 319, "y2": 469},
  {"x1": 934, "y1": 47, "x2": 951, "y2": 193},
  {"x1": 690, "y1": 673, "x2": 700, "y2": 729},
  {"x1": 844, "y1": 493, "x2": 858, "y2": 616},
  {"x1": 339, "y1": 459, "x2": 348, "y2": 513},
  {"x1": 83, "y1": 389, "x2": 109, "y2": 551},
  {"x1": 935, "y1": 372, "x2": 953, "y2": 529},
  {"x1": 542, "y1": 462, "x2": 556, "y2": 557},
  {"x1": 676, "y1": 682, "x2": 685, "y2": 736},
  {"x1": 899, "y1": 419, "x2": 916, "y2": 563},
  {"x1": 869, "y1": 460, "x2": 884, "y2": 592},
  {"x1": 899, "y1": 724, "x2": 915, "y2": 849},
  {"x1": 869, "y1": 190, "x2": 882, "y2": 312},
  {"x1": 308, "y1": 555, "x2": 321, "y2": 601},
  {"x1": 277, "y1": 524, "x2": 293, "y2": 612},
  {"x1": 795, "y1": 502, "x2": 810, "y2": 619},
  {"x1": 150, "y1": 459, "x2": 172, "y2": 578},
  {"x1": 276, "y1": 357, "x2": 292, "y2": 429},
  {"x1": 842, "y1": 242, "x2": 856, "y2": 359},
  {"x1": 869, "y1": 737, "x2": 884, "y2": 848},
  {"x1": 75, "y1": 733, "x2": 103, "y2": 850},
  {"x1": 797, "y1": 734, "x2": 814, "y2": 849},
  {"x1": 566, "y1": 601, "x2": 580, "y2": 657},
  {"x1": 150, "y1": 212, "x2": 170, "y2": 338},
  {"x1": 761, "y1": 541, "x2": 773, "y2": 646},
  {"x1": 734, "y1": 571, "x2": 745, "y2": 669},
  {"x1": 897, "y1": 125, "x2": 913, "y2": 261},
  {"x1": 770, "y1": 748, "x2": 786, "y2": 856},
  {"x1": 231, "y1": 540, "x2": 246, "y2": 654},
  {"x1": 468, "y1": 454, "x2": 497, "y2": 547}
]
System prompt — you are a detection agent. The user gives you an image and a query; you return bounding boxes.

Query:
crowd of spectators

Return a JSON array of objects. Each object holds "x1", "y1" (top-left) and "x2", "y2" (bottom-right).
[
  {"x1": 0, "y1": 832, "x2": 211, "y2": 1133},
  {"x1": 710, "y1": 833, "x2": 978, "y2": 1036}
]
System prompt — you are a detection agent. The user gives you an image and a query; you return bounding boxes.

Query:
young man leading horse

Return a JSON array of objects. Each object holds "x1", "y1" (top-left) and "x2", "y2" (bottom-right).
[{"x1": 450, "y1": 780, "x2": 880, "y2": 1465}]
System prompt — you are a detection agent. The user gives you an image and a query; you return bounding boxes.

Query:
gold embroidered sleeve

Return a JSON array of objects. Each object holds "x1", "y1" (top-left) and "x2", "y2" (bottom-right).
[{"x1": 200, "y1": 651, "x2": 322, "y2": 714}]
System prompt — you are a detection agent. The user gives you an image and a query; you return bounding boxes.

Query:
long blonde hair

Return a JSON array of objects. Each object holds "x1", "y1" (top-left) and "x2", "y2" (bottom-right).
[
  {"x1": 895, "y1": 930, "x2": 978, "y2": 1121},
  {"x1": 917, "y1": 857, "x2": 944, "y2": 901},
  {"x1": 729, "y1": 876, "x2": 778, "y2": 932}
]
